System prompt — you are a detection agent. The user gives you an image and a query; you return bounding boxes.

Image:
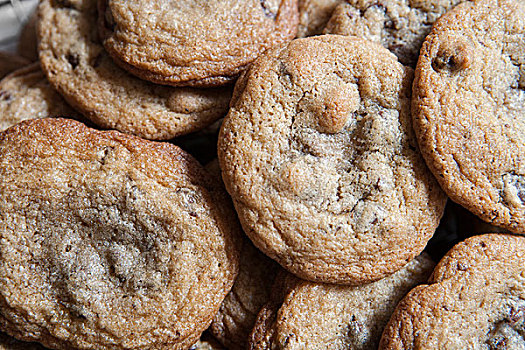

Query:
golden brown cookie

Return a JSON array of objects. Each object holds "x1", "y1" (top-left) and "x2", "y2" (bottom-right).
[
  {"x1": 250, "y1": 254, "x2": 435, "y2": 349},
  {"x1": 0, "y1": 63, "x2": 79, "y2": 131},
  {"x1": 0, "y1": 118, "x2": 241, "y2": 350},
  {"x1": 98, "y1": 0, "x2": 299, "y2": 87},
  {"x1": 324, "y1": 0, "x2": 465, "y2": 67},
  {"x1": 219, "y1": 34, "x2": 446, "y2": 285},
  {"x1": 380, "y1": 234, "x2": 525, "y2": 349},
  {"x1": 0, "y1": 52, "x2": 30, "y2": 80},
  {"x1": 412, "y1": 0, "x2": 525, "y2": 234},
  {"x1": 38, "y1": 0, "x2": 233, "y2": 140}
]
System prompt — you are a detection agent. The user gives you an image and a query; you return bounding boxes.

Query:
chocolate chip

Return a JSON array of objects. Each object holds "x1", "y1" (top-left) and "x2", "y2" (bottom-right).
[
  {"x1": 0, "y1": 90, "x2": 12, "y2": 102},
  {"x1": 66, "y1": 53, "x2": 80, "y2": 69},
  {"x1": 260, "y1": 0, "x2": 277, "y2": 19},
  {"x1": 432, "y1": 45, "x2": 471, "y2": 73}
]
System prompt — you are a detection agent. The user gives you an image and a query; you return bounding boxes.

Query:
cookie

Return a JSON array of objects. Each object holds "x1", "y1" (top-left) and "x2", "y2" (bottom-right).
[
  {"x1": 210, "y1": 238, "x2": 280, "y2": 350},
  {"x1": 296, "y1": 0, "x2": 343, "y2": 38},
  {"x1": 0, "y1": 63, "x2": 79, "y2": 131},
  {"x1": 38, "y1": 0, "x2": 233, "y2": 140},
  {"x1": 412, "y1": 0, "x2": 525, "y2": 234},
  {"x1": 17, "y1": 12, "x2": 39, "y2": 62},
  {"x1": 0, "y1": 333, "x2": 47, "y2": 350},
  {"x1": 250, "y1": 254, "x2": 435, "y2": 349},
  {"x1": 98, "y1": 0, "x2": 299, "y2": 87},
  {"x1": 380, "y1": 234, "x2": 525, "y2": 349},
  {"x1": 219, "y1": 34, "x2": 446, "y2": 285},
  {"x1": 0, "y1": 52, "x2": 30, "y2": 80},
  {"x1": 0, "y1": 118, "x2": 241, "y2": 350},
  {"x1": 323, "y1": 0, "x2": 465, "y2": 67}
]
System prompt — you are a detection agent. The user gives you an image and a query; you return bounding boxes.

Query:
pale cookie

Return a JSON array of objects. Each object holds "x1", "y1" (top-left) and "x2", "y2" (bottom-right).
[
  {"x1": 324, "y1": 0, "x2": 465, "y2": 67},
  {"x1": 0, "y1": 333, "x2": 47, "y2": 350},
  {"x1": 0, "y1": 63, "x2": 79, "y2": 131},
  {"x1": 412, "y1": 0, "x2": 525, "y2": 233},
  {"x1": 98, "y1": 0, "x2": 299, "y2": 87},
  {"x1": 0, "y1": 118, "x2": 241, "y2": 350},
  {"x1": 0, "y1": 52, "x2": 30, "y2": 80},
  {"x1": 219, "y1": 34, "x2": 446, "y2": 285},
  {"x1": 38, "y1": 0, "x2": 232, "y2": 140},
  {"x1": 250, "y1": 254, "x2": 435, "y2": 349},
  {"x1": 297, "y1": 0, "x2": 344, "y2": 38},
  {"x1": 380, "y1": 234, "x2": 525, "y2": 349}
]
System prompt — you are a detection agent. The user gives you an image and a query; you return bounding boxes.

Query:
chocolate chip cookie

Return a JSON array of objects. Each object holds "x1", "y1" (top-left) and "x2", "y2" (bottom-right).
[
  {"x1": 250, "y1": 254, "x2": 434, "y2": 349},
  {"x1": 323, "y1": 0, "x2": 465, "y2": 67},
  {"x1": 0, "y1": 63, "x2": 78, "y2": 131},
  {"x1": 0, "y1": 118, "x2": 241, "y2": 349},
  {"x1": 98, "y1": 0, "x2": 299, "y2": 87},
  {"x1": 380, "y1": 234, "x2": 525, "y2": 349},
  {"x1": 38, "y1": 0, "x2": 233, "y2": 140},
  {"x1": 412, "y1": 0, "x2": 525, "y2": 234},
  {"x1": 219, "y1": 34, "x2": 446, "y2": 285}
]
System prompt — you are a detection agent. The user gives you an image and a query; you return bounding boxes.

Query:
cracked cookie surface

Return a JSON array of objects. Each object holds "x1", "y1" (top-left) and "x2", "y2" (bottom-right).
[
  {"x1": 38, "y1": 0, "x2": 233, "y2": 140},
  {"x1": 323, "y1": 0, "x2": 466, "y2": 67},
  {"x1": 98, "y1": 0, "x2": 299, "y2": 87},
  {"x1": 219, "y1": 35, "x2": 446, "y2": 285},
  {"x1": 0, "y1": 63, "x2": 78, "y2": 131},
  {"x1": 250, "y1": 254, "x2": 434, "y2": 350},
  {"x1": 380, "y1": 234, "x2": 525, "y2": 349},
  {"x1": 0, "y1": 118, "x2": 241, "y2": 350},
  {"x1": 412, "y1": 0, "x2": 525, "y2": 234}
]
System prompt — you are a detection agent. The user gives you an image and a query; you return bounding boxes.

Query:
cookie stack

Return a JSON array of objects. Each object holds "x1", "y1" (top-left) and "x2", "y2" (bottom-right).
[{"x1": 0, "y1": 0, "x2": 523, "y2": 349}]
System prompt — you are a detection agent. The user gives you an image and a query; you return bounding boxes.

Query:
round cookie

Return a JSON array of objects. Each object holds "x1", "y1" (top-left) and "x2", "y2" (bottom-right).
[
  {"x1": 98, "y1": 0, "x2": 299, "y2": 87},
  {"x1": 296, "y1": 0, "x2": 344, "y2": 38},
  {"x1": 323, "y1": 0, "x2": 465, "y2": 67},
  {"x1": 250, "y1": 254, "x2": 435, "y2": 349},
  {"x1": 379, "y1": 234, "x2": 525, "y2": 349},
  {"x1": 219, "y1": 34, "x2": 446, "y2": 285},
  {"x1": 0, "y1": 118, "x2": 241, "y2": 350},
  {"x1": 38, "y1": 0, "x2": 233, "y2": 140},
  {"x1": 412, "y1": 0, "x2": 525, "y2": 234},
  {"x1": 0, "y1": 63, "x2": 79, "y2": 131},
  {"x1": 0, "y1": 52, "x2": 30, "y2": 80},
  {"x1": 0, "y1": 332, "x2": 47, "y2": 350}
]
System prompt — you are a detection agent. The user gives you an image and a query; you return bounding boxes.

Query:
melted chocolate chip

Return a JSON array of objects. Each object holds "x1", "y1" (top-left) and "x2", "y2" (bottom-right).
[
  {"x1": 66, "y1": 53, "x2": 80, "y2": 69},
  {"x1": 432, "y1": 46, "x2": 471, "y2": 74}
]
